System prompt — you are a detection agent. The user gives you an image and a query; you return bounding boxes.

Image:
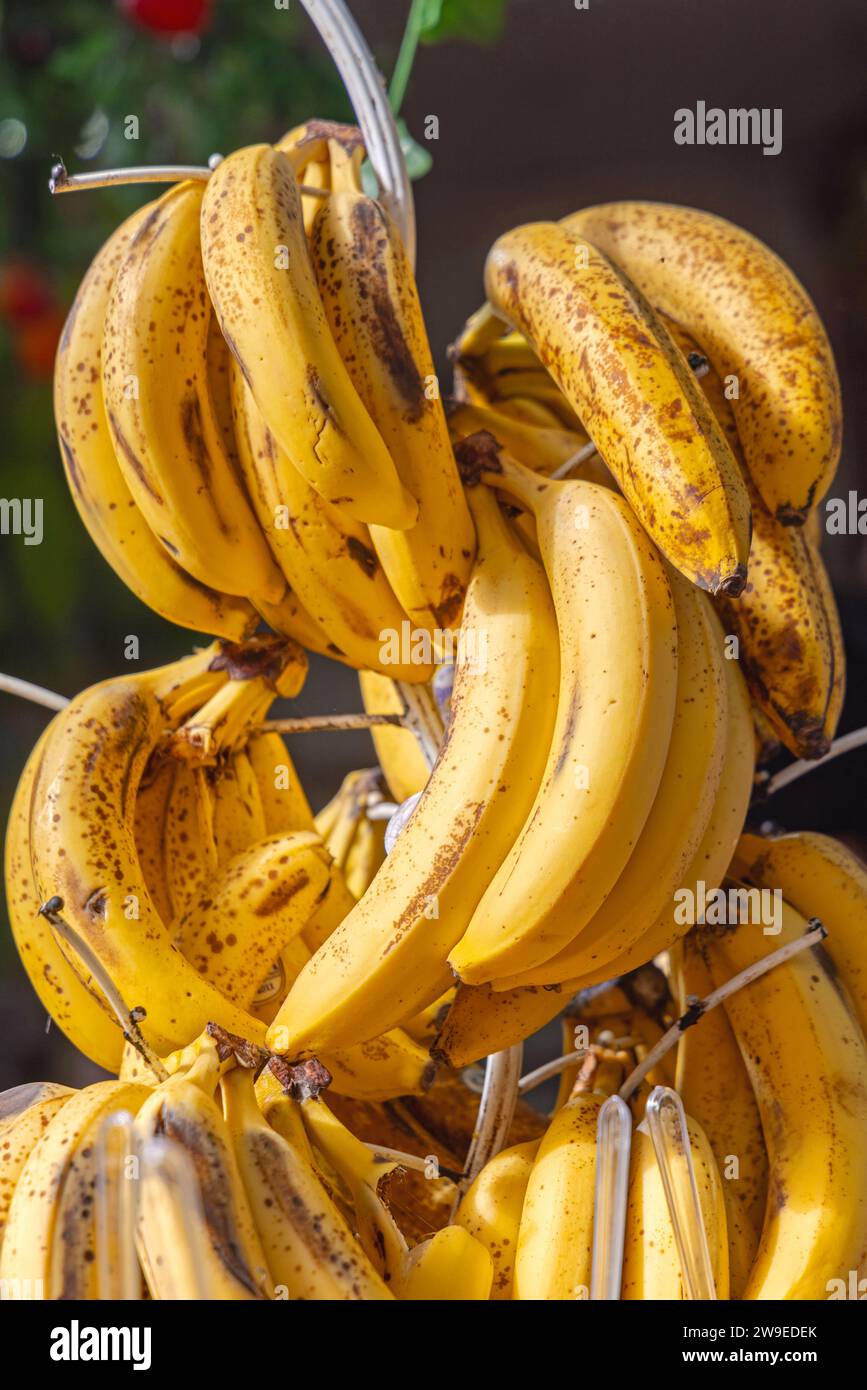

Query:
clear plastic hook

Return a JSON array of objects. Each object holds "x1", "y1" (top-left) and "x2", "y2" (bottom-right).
[
  {"x1": 94, "y1": 1109, "x2": 140, "y2": 1300},
  {"x1": 644, "y1": 1085, "x2": 716, "y2": 1301},
  {"x1": 590, "y1": 1095, "x2": 632, "y2": 1301}
]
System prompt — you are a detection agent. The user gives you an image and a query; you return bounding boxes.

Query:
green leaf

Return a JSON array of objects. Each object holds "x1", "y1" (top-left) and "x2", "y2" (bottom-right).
[
  {"x1": 420, "y1": 0, "x2": 508, "y2": 44},
  {"x1": 396, "y1": 116, "x2": 434, "y2": 180}
]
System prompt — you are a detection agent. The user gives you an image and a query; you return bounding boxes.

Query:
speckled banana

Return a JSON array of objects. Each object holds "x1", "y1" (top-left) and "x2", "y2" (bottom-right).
[
  {"x1": 102, "y1": 182, "x2": 287, "y2": 604},
  {"x1": 513, "y1": 1092, "x2": 603, "y2": 1301},
  {"x1": 200, "y1": 143, "x2": 416, "y2": 530},
  {"x1": 0, "y1": 1081, "x2": 150, "y2": 1298},
  {"x1": 562, "y1": 202, "x2": 842, "y2": 524},
  {"x1": 267, "y1": 484, "x2": 559, "y2": 1054},
  {"x1": 700, "y1": 902, "x2": 867, "y2": 1299},
  {"x1": 667, "y1": 317, "x2": 844, "y2": 760},
  {"x1": 450, "y1": 449, "x2": 678, "y2": 985},
  {"x1": 494, "y1": 571, "x2": 726, "y2": 989},
  {"x1": 311, "y1": 188, "x2": 475, "y2": 632},
  {"x1": 357, "y1": 670, "x2": 431, "y2": 802},
  {"x1": 54, "y1": 204, "x2": 258, "y2": 641},
  {"x1": 0, "y1": 1083, "x2": 74, "y2": 1254},
  {"x1": 210, "y1": 750, "x2": 267, "y2": 866},
  {"x1": 483, "y1": 222, "x2": 752, "y2": 594},
  {"x1": 731, "y1": 831, "x2": 867, "y2": 1040},
  {"x1": 671, "y1": 932, "x2": 768, "y2": 1301},
  {"x1": 134, "y1": 1052, "x2": 273, "y2": 1300},
  {"x1": 230, "y1": 361, "x2": 431, "y2": 681},
  {"x1": 5, "y1": 725, "x2": 127, "y2": 1072},
  {"x1": 344, "y1": 814, "x2": 386, "y2": 900},
  {"x1": 621, "y1": 1113, "x2": 730, "y2": 1299},
  {"x1": 164, "y1": 761, "x2": 219, "y2": 931},
  {"x1": 455, "y1": 1140, "x2": 539, "y2": 1299},
  {"x1": 220, "y1": 1067, "x2": 393, "y2": 1299}
]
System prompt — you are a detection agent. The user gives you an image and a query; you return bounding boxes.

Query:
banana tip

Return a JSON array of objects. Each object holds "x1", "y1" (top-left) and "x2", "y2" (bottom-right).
[{"x1": 716, "y1": 564, "x2": 748, "y2": 598}]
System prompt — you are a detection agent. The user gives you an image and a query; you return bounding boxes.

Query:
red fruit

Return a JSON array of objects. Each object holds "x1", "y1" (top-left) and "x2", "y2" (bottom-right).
[
  {"x1": 118, "y1": 0, "x2": 212, "y2": 36},
  {"x1": 0, "y1": 261, "x2": 54, "y2": 325},
  {"x1": 15, "y1": 307, "x2": 66, "y2": 381}
]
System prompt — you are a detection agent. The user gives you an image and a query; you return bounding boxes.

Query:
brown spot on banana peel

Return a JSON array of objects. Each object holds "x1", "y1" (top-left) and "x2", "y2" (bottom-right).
[
  {"x1": 384, "y1": 802, "x2": 485, "y2": 956},
  {"x1": 345, "y1": 535, "x2": 379, "y2": 577},
  {"x1": 107, "y1": 411, "x2": 164, "y2": 506},
  {"x1": 253, "y1": 869, "x2": 311, "y2": 917},
  {"x1": 346, "y1": 199, "x2": 425, "y2": 420},
  {"x1": 306, "y1": 365, "x2": 343, "y2": 435}
]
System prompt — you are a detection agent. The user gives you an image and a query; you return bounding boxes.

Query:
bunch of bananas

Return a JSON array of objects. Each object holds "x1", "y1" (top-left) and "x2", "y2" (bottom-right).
[
  {"x1": 55, "y1": 120, "x2": 475, "y2": 673},
  {"x1": 5, "y1": 126, "x2": 863, "y2": 1299}
]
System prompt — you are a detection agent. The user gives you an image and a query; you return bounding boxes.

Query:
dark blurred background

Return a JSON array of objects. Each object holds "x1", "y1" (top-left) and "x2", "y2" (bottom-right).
[{"x1": 1, "y1": 0, "x2": 866, "y2": 1092}]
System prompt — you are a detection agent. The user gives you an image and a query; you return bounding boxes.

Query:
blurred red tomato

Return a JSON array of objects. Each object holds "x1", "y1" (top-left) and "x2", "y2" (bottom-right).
[
  {"x1": 0, "y1": 261, "x2": 54, "y2": 325},
  {"x1": 119, "y1": 0, "x2": 212, "y2": 36},
  {"x1": 15, "y1": 307, "x2": 66, "y2": 381}
]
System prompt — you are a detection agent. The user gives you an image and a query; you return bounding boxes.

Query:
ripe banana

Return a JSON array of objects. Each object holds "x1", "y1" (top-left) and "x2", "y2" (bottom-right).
[
  {"x1": 455, "y1": 1140, "x2": 538, "y2": 1299},
  {"x1": 230, "y1": 360, "x2": 431, "y2": 681},
  {"x1": 450, "y1": 450, "x2": 678, "y2": 984},
  {"x1": 0, "y1": 1083, "x2": 74, "y2": 1253},
  {"x1": 178, "y1": 831, "x2": 333, "y2": 1007},
  {"x1": 164, "y1": 760, "x2": 219, "y2": 928},
  {"x1": 671, "y1": 933, "x2": 768, "y2": 1300},
  {"x1": 0, "y1": 1081, "x2": 150, "y2": 1298},
  {"x1": 344, "y1": 814, "x2": 386, "y2": 900},
  {"x1": 562, "y1": 202, "x2": 842, "y2": 523},
  {"x1": 102, "y1": 182, "x2": 286, "y2": 603},
  {"x1": 495, "y1": 572, "x2": 726, "y2": 988},
  {"x1": 357, "y1": 670, "x2": 431, "y2": 801},
  {"x1": 132, "y1": 758, "x2": 176, "y2": 928},
  {"x1": 513, "y1": 1092, "x2": 603, "y2": 1300},
  {"x1": 267, "y1": 483, "x2": 559, "y2": 1053},
  {"x1": 701, "y1": 901, "x2": 867, "y2": 1299},
  {"x1": 731, "y1": 831, "x2": 867, "y2": 1041},
  {"x1": 54, "y1": 204, "x2": 257, "y2": 641},
  {"x1": 5, "y1": 726, "x2": 125, "y2": 1071},
  {"x1": 200, "y1": 144, "x2": 416, "y2": 530},
  {"x1": 433, "y1": 981, "x2": 578, "y2": 1068},
  {"x1": 210, "y1": 750, "x2": 267, "y2": 866},
  {"x1": 667, "y1": 316, "x2": 844, "y2": 760},
  {"x1": 621, "y1": 1113, "x2": 730, "y2": 1299},
  {"x1": 220, "y1": 1067, "x2": 393, "y2": 1299},
  {"x1": 245, "y1": 730, "x2": 315, "y2": 834},
  {"x1": 312, "y1": 189, "x2": 476, "y2": 631},
  {"x1": 483, "y1": 222, "x2": 751, "y2": 594},
  {"x1": 400, "y1": 1225, "x2": 493, "y2": 1301},
  {"x1": 134, "y1": 1055, "x2": 273, "y2": 1300}
]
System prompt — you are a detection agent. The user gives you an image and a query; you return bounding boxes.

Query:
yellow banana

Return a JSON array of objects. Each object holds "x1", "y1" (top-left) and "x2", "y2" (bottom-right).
[
  {"x1": 621, "y1": 1113, "x2": 730, "y2": 1299},
  {"x1": 0, "y1": 1083, "x2": 74, "y2": 1253},
  {"x1": 667, "y1": 316, "x2": 844, "y2": 760},
  {"x1": 399, "y1": 1225, "x2": 493, "y2": 1300},
  {"x1": 562, "y1": 202, "x2": 842, "y2": 523},
  {"x1": 132, "y1": 757, "x2": 175, "y2": 928},
  {"x1": 245, "y1": 730, "x2": 315, "y2": 834},
  {"x1": 447, "y1": 398, "x2": 589, "y2": 476},
  {"x1": 210, "y1": 749, "x2": 267, "y2": 866},
  {"x1": 450, "y1": 450, "x2": 678, "y2": 984},
  {"x1": 671, "y1": 932, "x2": 768, "y2": 1300},
  {"x1": 200, "y1": 144, "x2": 416, "y2": 530},
  {"x1": 230, "y1": 360, "x2": 431, "y2": 681},
  {"x1": 178, "y1": 831, "x2": 333, "y2": 1008},
  {"x1": 102, "y1": 182, "x2": 286, "y2": 603},
  {"x1": 701, "y1": 902, "x2": 867, "y2": 1299},
  {"x1": 731, "y1": 831, "x2": 867, "y2": 1041},
  {"x1": 267, "y1": 483, "x2": 559, "y2": 1054},
  {"x1": 5, "y1": 726, "x2": 125, "y2": 1071},
  {"x1": 496, "y1": 573, "x2": 726, "y2": 988},
  {"x1": 134, "y1": 1057, "x2": 273, "y2": 1300},
  {"x1": 357, "y1": 670, "x2": 432, "y2": 801},
  {"x1": 455, "y1": 1140, "x2": 538, "y2": 1299},
  {"x1": 55, "y1": 204, "x2": 257, "y2": 641},
  {"x1": 0, "y1": 1081, "x2": 149, "y2": 1298},
  {"x1": 344, "y1": 815, "x2": 386, "y2": 900},
  {"x1": 433, "y1": 980, "x2": 577, "y2": 1068},
  {"x1": 513, "y1": 1091, "x2": 604, "y2": 1300},
  {"x1": 312, "y1": 188, "x2": 475, "y2": 631},
  {"x1": 483, "y1": 222, "x2": 751, "y2": 593},
  {"x1": 164, "y1": 760, "x2": 219, "y2": 929},
  {"x1": 220, "y1": 1068, "x2": 393, "y2": 1300}
]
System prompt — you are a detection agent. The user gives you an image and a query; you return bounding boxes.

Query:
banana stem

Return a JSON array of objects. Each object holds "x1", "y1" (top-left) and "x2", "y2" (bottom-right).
[
  {"x1": 396, "y1": 682, "x2": 443, "y2": 770},
  {"x1": 38, "y1": 898, "x2": 169, "y2": 1081},
  {"x1": 518, "y1": 1049, "x2": 586, "y2": 1095},
  {"x1": 759, "y1": 724, "x2": 867, "y2": 799},
  {"x1": 0, "y1": 672, "x2": 68, "y2": 711},
  {"x1": 618, "y1": 921, "x2": 826, "y2": 1102},
  {"x1": 49, "y1": 157, "x2": 328, "y2": 199}
]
